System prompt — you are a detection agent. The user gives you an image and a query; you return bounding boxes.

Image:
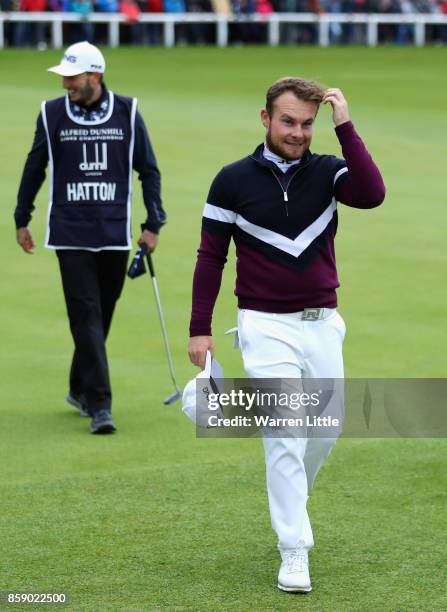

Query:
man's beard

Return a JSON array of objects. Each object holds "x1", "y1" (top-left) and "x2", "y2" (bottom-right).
[
  {"x1": 74, "y1": 80, "x2": 95, "y2": 106},
  {"x1": 266, "y1": 128, "x2": 307, "y2": 161}
]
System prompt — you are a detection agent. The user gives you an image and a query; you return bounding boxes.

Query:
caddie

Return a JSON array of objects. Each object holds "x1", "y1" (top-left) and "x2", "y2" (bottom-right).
[
  {"x1": 15, "y1": 41, "x2": 166, "y2": 434},
  {"x1": 188, "y1": 77, "x2": 385, "y2": 592}
]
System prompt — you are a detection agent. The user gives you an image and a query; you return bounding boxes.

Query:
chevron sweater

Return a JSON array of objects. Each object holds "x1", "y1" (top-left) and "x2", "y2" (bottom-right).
[{"x1": 190, "y1": 121, "x2": 385, "y2": 337}]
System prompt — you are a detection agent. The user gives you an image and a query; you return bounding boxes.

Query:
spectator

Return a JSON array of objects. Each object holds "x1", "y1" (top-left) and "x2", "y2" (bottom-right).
[
  {"x1": 13, "y1": 0, "x2": 48, "y2": 48},
  {"x1": 1, "y1": 0, "x2": 19, "y2": 47},
  {"x1": 48, "y1": 0, "x2": 71, "y2": 10},
  {"x1": 144, "y1": 0, "x2": 164, "y2": 45},
  {"x1": 47, "y1": 0, "x2": 76, "y2": 45},
  {"x1": 186, "y1": 0, "x2": 214, "y2": 44},
  {"x1": 276, "y1": 0, "x2": 301, "y2": 45},
  {"x1": 413, "y1": 0, "x2": 431, "y2": 10},
  {"x1": 120, "y1": 0, "x2": 141, "y2": 19},
  {"x1": 164, "y1": 0, "x2": 187, "y2": 44},
  {"x1": 254, "y1": 0, "x2": 273, "y2": 42},
  {"x1": 164, "y1": 0, "x2": 185, "y2": 10},
  {"x1": 256, "y1": 0, "x2": 273, "y2": 13},
  {"x1": 439, "y1": 0, "x2": 447, "y2": 42},
  {"x1": 231, "y1": 0, "x2": 257, "y2": 44},
  {"x1": 324, "y1": 0, "x2": 344, "y2": 44},
  {"x1": 120, "y1": 0, "x2": 143, "y2": 43},
  {"x1": 95, "y1": 0, "x2": 119, "y2": 44},
  {"x1": 210, "y1": 0, "x2": 232, "y2": 12},
  {"x1": 276, "y1": 0, "x2": 316, "y2": 45},
  {"x1": 395, "y1": 0, "x2": 415, "y2": 44},
  {"x1": 415, "y1": 0, "x2": 438, "y2": 42},
  {"x1": 340, "y1": 0, "x2": 356, "y2": 43},
  {"x1": 70, "y1": 0, "x2": 95, "y2": 42},
  {"x1": 307, "y1": 0, "x2": 320, "y2": 43},
  {"x1": 377, "y1": 0, "x2": 397, "y2": 42},
  {"x1": 95, "y1": 0, "x2": 118, "y2": 9}
]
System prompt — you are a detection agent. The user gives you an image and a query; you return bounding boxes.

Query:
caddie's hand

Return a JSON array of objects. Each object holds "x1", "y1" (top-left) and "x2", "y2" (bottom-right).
[
  {"x1": 323, "y1": 88, "x2": 350, "y2": 127},
  {"x1": 138, "y1": 229, "x2": 159, "y2": 253},
  {"x1": 16, "y1": 227, "x2": 35, "y2": 254},
  {"x1": 188, "y1": 336, "x2": 214, "y2": 369}
]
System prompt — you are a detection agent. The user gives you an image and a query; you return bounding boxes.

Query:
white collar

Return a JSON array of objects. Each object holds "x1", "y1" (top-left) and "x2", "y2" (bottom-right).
[{"x1": 263, "y1": 144, "x2": 301, "y2": 174}]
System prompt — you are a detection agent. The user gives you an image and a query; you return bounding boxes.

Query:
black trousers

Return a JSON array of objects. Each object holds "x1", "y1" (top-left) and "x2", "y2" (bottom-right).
[{"x1": 56, "y1": 250, "x2": 129, "y2": 414}]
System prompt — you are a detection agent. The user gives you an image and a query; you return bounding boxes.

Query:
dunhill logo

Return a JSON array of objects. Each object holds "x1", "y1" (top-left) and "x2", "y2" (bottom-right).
[{"x1": 79, "y1": 143, "x2": 108, "y2": 172}]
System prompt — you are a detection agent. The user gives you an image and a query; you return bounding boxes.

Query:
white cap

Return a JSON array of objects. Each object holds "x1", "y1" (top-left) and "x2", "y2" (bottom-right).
[
  {"x1": 182, "y1": 352, "x2": 224, "y2": 427},
  {"x1": 48, "y1": 42, "x2": 106, "y2": 77},
  {"x1": 182, "y1": 378, "x2": 213, "y2": 428}
]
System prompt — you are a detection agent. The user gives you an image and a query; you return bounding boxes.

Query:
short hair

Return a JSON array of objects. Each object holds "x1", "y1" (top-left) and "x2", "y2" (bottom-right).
[{"x1": 266, "y1": 77, "x2": 325, "y2": 116}]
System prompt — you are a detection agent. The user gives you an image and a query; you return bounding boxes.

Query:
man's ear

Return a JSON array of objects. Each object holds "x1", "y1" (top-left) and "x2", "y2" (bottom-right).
[
  {"x1": 91, "y1": 72, "x2": 102, "y2": 85},
  {"x1": 260, "y1": 108, "x2": 270, "y2": 129}
]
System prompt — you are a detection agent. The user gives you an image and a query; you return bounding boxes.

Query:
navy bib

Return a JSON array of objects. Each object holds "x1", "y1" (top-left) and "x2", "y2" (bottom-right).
[{"x1": 42, "y1": 92, "x2": 136, "y2": 250}]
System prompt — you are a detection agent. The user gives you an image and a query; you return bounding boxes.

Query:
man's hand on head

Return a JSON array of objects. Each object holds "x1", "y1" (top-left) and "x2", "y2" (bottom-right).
[
  {"x1": 138, "y1": 229, "x2": 159, "y2": 253},
  {"x1": 188, "y1": 336, "x2": 214, "y2": 369},
  {"x1": 323, "y1": 88, "x2": 350, "y2": 127},
  {"x1": 16, "y1": 227, "x2": 35, "y2": 254}
]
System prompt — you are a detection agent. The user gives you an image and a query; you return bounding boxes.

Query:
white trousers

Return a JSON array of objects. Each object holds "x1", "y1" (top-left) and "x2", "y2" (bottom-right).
[{"x1": 237, "y1": 308, "x2": 346, "y2": 556}]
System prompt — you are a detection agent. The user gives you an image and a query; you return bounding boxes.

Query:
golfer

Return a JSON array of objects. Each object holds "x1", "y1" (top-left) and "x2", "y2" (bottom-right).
[
  {"x1": 15, "y1": 42, "x2": 166, "y2": 434},
  {"x1": 188, "y1": 77, "x2": 385, "y2": 592}
]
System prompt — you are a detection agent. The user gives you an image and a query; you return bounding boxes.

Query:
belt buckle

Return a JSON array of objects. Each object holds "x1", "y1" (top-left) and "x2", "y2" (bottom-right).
[{"x1": 302, "y1": 308, "x2": 323, "y2": 321}]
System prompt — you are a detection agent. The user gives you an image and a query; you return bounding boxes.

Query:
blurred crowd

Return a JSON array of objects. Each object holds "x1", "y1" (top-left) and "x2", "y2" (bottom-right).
[{"x1": 1, "y1": 0, "x2": 446, "y2": 46}]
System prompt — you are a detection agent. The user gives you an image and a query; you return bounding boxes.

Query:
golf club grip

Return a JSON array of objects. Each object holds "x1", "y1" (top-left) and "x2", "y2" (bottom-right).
[
  {"x1": 138, "y1": 243, "x2": 155, "y2": 277},
  {"x1": 146, "y1": 252, "x2": 155, "y2": 278},
  {"x1": 138, "y1": 242, "x2": 148, "y2": 256}
]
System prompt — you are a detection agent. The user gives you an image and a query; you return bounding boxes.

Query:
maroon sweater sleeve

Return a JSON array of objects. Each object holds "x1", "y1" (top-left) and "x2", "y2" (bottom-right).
[
  {"x1": 189, "y1": 230, "x2": 232, "y2": 337},
  {"x1": 334, "y1": 121, "x2": 386, "y2": 208}
]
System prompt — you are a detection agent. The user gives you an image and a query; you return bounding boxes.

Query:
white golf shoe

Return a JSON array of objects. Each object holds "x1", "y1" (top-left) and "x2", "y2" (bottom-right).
[{"x1": 277, "y1": 548, "x2": 312, "y2": 593}]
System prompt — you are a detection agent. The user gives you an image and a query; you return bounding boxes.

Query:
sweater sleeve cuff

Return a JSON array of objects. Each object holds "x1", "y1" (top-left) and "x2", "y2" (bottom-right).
[
  {"x1": 14, "y1": 212, "x2": 30, "y2": 230},
  {"x1": 189, "y1": 322, "x2": 212, "y2": 337},
  {"x1": 334, "y1": 120, "x2": 355, "y2": 139},
  {"x1": 141, "y1": 221, "x2": 163, "y2": 234}
]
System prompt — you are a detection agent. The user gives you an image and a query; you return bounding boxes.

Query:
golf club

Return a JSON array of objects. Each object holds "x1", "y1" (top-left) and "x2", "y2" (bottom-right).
[{"x1": 128, "y1": 243, "x2": 182, "y2": 405}]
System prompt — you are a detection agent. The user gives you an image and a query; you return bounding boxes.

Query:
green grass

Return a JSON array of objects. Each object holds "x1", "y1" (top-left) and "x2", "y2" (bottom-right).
[{"x1": 0, "y1": 47, "x2": 446, "y2": 611}]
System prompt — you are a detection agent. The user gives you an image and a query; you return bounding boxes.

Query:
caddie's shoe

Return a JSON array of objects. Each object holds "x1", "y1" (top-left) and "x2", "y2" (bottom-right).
[
  {"x1": 66, "y1": 391, "x2": 89, "y2": 417},
  {"x1": 90, "y1": 410, "x2": 116, "y2": 435},
  {"x1": 277, "y1": 548, "x2": 312, "y2": 593}
]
